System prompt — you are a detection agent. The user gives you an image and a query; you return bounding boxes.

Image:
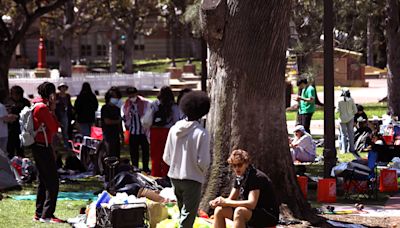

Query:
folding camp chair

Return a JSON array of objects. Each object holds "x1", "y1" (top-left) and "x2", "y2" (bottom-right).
[{"x1": 337, "y1": 160, "x2": 377, "y2": 200}]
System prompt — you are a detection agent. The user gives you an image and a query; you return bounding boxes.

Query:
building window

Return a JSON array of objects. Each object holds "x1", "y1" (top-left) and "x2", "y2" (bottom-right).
[
  {"x1": 96, "y1": 45, "x2": 107, "y2": 56},
  {"x1": 46, "y1": 40, "x2": 55, "y2": 56},
  {"x1": 80, "y1": 45, "x2": 91, "y2": 57}
]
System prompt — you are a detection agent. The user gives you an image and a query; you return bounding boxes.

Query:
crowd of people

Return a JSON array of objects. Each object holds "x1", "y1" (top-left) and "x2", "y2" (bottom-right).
[
  {"x1": 288, "y1": 76, "x2": 394, "y2": 163},
  {"x1": 1, "y1": 82, "x2": 249, "y2": 227}
]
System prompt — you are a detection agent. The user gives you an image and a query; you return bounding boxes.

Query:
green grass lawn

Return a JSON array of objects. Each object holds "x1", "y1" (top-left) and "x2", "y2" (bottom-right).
[
  {"x1": 0, "y1": 144, "x2": 397, "y2": 226},
  {"x1": 286, "y1": 102, "x2": 388, "y2": 121}
]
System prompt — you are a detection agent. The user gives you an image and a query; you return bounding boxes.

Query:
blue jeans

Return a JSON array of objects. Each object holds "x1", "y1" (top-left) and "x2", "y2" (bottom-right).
[
  {"x1": 340, "y1": 119, "x2": 355, "y2": 152},
  {"x1": 368, "y1": 150, "x2": 378, "y2": 178}
]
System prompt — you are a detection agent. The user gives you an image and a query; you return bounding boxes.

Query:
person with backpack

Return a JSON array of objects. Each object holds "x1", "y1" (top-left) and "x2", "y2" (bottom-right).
[
  {"x1": 147, "y1": 86, "x2": 180, "y2": 177},
  {"x1": 122, "y1": 87, "x2": 151, "y2": 173},
  {"x1": 163, "y1": 91, "x2": 211, "y2": 228},
  {"x1": 30, "y1": 82, "x2": 63, "y2": 223}
]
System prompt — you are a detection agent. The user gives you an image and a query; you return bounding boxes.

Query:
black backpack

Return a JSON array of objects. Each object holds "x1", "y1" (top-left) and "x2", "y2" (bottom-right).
[{"x1": 152, "y1": 104, "x2": 171, "y2": 127}]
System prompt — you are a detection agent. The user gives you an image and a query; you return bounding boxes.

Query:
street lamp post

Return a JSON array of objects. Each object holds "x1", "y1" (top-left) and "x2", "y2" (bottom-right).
[{"x1": 35, "y1": 18, "x2": 50, "y2": 78}]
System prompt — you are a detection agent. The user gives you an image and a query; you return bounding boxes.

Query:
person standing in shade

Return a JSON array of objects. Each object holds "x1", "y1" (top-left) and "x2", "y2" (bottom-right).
[
  {"x1": 55, "y1": 83, "x2": 73, "y2": 148},
  {"x1": 336, "y1": 88, "x2": 357, "y2": 154},
  {"x1": 295, "y1": 78, "x2": 315, "y2": 134},
  {"x1": 163, "y1": 91, "x2": 211, "y2": 228},
  {"x1": 5, "y1": 85, "x2": 30, "y2": 158},
  {"x1": 74, "y1": 82, "x2": 98, "y2": 137},
  {"x1": 101, "y1": 88, "x2": 123, "y2": 158},
  {"x1": 0, "y1": 89, "x2": 18, "y2": 155},
  {"x1": 122, "y1": 87, "x2": 151, "y2": 173},
  {"x1": 148, "y1": 86, "x2": 180, "y2": 177},
  {"x1": 31, "y1": 82, "x2": 63, "y2": 223}
]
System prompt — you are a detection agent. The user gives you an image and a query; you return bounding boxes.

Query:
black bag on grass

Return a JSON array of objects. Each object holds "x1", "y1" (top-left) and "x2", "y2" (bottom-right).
[{"x1": 96, "y1": 202, "x2": 148, "y2": 228}]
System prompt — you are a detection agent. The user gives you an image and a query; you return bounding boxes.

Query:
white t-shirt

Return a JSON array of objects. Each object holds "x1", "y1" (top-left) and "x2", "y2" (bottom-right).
[{"x1": 0, "y1": 103, "x2": 8, "y2": 137}]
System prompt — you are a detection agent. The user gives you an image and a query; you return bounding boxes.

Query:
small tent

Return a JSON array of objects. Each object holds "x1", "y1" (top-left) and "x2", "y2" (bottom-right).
[{"x1": 0, "y1": 149, "x2": 20, "y2": 190}]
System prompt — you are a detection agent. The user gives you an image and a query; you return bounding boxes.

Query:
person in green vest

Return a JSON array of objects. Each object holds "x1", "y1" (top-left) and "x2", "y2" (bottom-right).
[{"x1": 295, "y1": 78, "x2": 315, "y2": 134}]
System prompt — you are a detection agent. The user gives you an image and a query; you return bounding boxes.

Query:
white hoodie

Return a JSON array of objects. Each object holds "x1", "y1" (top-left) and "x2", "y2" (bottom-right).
[{"x1": 163, "y1": 119, "x2": 210, "y2": 184}]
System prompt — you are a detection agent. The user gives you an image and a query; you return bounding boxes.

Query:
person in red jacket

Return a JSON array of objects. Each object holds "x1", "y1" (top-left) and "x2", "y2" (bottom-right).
[{"x1": 31, "y1": 82, "x2": 63, "y2": 223}]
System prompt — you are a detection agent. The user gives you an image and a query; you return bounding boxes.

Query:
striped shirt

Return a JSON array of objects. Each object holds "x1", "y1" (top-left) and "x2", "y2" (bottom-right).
[{"x1": 128, "y1": 103, "x2": 144, "y2": 135}]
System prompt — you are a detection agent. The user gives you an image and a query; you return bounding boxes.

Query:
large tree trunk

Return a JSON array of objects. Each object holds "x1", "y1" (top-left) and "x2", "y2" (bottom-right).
[
  {"x1": 59, "y1": 0, "x2": 74, "y2": 77},
  {"x1": 200, "y1": 0, "x2": 319, "y2": 223},
  {"x1": 123, "y1": 27, "x2": 135, "y2": 74},
  {"x1": 0, "y1": 50, "x2": 12, "y2": 94},
  {"x1": 387, "y1": 0, "x2": 400, "y2": 116},
  {"x1": 367, "y1": 17, "x2": 374, "y2": 66},
  {"x1": 109, "y1": 29, "x2": 118, "y2": 73},
  {"x1": 59, "y1": 31, "x2": 73, "y2": 77}
]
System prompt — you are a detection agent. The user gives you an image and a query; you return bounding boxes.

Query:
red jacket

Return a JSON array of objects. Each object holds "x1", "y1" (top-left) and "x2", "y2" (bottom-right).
[{"x1": 32, "y1": 98, "x2": 59, "y2": 145}]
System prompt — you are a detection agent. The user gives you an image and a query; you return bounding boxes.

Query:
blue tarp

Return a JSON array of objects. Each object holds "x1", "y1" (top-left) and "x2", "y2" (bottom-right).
[{"x1": 12, "y1": 191, "x2": 97, "y2": 201}]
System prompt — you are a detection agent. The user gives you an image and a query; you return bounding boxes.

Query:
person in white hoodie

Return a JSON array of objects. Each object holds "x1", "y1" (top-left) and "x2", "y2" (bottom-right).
[
  {"x1": 163, "y1": 91, "x2": 211, "y2": 228},
  {"x1": 336, "y1": 88, "x2": 357, "y2": 154}
]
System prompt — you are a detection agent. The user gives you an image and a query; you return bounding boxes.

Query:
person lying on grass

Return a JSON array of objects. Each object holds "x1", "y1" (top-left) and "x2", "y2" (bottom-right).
[{"x1": 209, "y1": 149, "x2": 279, "y2": 228}]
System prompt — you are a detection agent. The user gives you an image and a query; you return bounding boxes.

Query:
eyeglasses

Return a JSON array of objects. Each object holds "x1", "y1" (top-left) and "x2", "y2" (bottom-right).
[{"x1": 231, "y1": 163, "x2": 244, "y2": 169}]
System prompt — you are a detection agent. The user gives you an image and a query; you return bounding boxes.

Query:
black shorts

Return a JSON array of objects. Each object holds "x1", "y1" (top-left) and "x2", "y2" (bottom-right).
[{"x1": 247, "y1": 208, "x2": 278, "y2": 228}]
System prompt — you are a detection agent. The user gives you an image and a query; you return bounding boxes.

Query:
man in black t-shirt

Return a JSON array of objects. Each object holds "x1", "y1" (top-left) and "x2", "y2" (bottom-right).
[
  {"x1": 101, "y1": 88, "x2": 123, "y2": 158},
  {"x1": 210, "y1": 149, "x2": 279, "y2": 228}
]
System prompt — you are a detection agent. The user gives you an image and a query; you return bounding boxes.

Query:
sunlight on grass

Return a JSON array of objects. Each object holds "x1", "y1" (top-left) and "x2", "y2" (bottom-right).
[{"x1": 286, "y1": 102, "x2": 388, "y2": 121}]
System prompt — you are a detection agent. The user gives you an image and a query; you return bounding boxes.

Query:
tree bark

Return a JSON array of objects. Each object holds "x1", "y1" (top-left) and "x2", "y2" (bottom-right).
[
  {"x1": 200, "y1": 0, "x2": 319, "y2": 222},
  {"x1": 123, "y1": 27, "x2": 135, "y2": 74},
  {"x1": 59, "y1": 0, "x2": 74, "y2": 77},
  {"x1": 109, "y1": 29, "x2": 118, "y2": 73},
  {"x1": 387, "y1": 0, "x2": 400, "y2": 116},
  {"x1": 367, "y1": 17, "x2": 374, "y2": 66},
  {"x1": 0, "y1": 49, "x2": 12, "y2": 94}
]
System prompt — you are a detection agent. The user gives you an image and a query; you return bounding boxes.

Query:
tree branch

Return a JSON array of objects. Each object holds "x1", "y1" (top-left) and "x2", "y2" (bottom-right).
[{"x1": 11, "y1": 0, "x2": 67, "y2": 48}]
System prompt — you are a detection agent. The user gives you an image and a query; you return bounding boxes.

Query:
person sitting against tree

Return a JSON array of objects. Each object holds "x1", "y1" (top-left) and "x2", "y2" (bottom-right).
[
  {"x1": 209, "y1": 149, "x2": 279, "y2": 228},
  {"x1": 289, "y1": 125, "x2": 316, "y2": 162}
]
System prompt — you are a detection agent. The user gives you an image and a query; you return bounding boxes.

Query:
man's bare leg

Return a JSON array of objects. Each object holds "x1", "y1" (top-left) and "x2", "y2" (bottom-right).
[
  {"x1": 213, "y1": 206, "x2": 233, "y2": 228},
  {"x1": 233, "y1": 207, "x2": 252, "y2": 228}
]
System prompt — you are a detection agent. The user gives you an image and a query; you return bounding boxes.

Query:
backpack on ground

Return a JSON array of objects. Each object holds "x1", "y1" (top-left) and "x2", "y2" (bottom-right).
[{"x1": 19, "y1": 103, "x2": 47, "y2": 147}]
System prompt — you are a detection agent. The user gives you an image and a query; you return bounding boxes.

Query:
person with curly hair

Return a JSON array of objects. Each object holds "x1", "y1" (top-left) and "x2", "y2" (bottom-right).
[{"x1": 163, "y1": 91, "x2": 211, "y2": 228}]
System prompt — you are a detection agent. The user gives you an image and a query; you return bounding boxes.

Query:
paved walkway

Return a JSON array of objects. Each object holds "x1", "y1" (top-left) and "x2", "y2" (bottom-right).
[{"x1": 385, "y1": 193, "x2": 400, "y2": 209}]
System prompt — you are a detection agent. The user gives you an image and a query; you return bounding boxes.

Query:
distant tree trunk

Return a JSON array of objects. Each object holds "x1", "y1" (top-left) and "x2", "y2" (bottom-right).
[
  {"x1": 109, "y1": 29, "x2": 118, "y2": 73},
  {"x1": 200, "y1": 0, "x2": 319, "y2": 223},
  {"x1": 0, "y1": 50, "x2": 12, "y2": 94},
  {"x1": 387, "y1": 0, "x2": 400, "y2": 116},
  {"x1": 59, "y1": 31, "x2": 73, "y2": 77},
  {"x1": 123, "y1": 27, "x2": 135, "y2": 74},
  {"x1": 59, "y1": 0, "x2": 74, "y2": 77},
  {"x1": 367, "y1": 17, "x2": 374, "y2": 66}
]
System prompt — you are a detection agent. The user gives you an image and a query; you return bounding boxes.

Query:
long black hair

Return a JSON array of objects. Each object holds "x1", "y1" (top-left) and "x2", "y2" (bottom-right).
[{"x1": 79, "y1": 82, "x2": 95, "y2": 96}]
